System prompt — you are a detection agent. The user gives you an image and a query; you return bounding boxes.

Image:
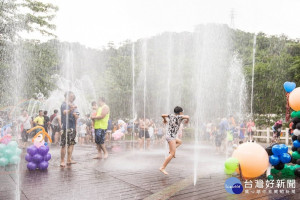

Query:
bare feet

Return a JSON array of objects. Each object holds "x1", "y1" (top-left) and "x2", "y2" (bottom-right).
[
  {"x1": 103, "y1": 153, "x2": 108, "y2": 159},
  {"x1": 60, "y1": 162, "x2": 66, "y2": 167},
  {"x1": 159, "y1": 167, "x2": 168, "y2": 175},
  {"x1": 67, "y1": 160, "x2": 77, "y2": 165},
  {"x1": 93, "y1": 156, "x2": 102, "y2": 159}
]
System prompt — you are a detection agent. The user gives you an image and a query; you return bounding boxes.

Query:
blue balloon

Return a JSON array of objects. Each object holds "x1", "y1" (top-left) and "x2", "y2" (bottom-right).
[
  {"x1": 280, "y1": 153, "x2": 291, "y2": 164},
  {"x1": 272, "y1": 145, "x2": 282, "y2": 156},
  {"x1": 279, "y1": 144, "x2": 288, "y2": 154},
  {"x1": 283, "y1": 82, "x2": 296, "y2": 93},
  {"x1": 269, "y1": 155, "x2": 280, "y2": 165},
  {"x1": 293, "y1": 140, "x2": 300, "y2": 148}
]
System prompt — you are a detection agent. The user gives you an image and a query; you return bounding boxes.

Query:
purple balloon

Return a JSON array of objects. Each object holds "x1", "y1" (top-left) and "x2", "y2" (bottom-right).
[
  {"x1": 27, "y1": 145, "x2": 38, "y2": 156},
  {"x1": 27, "y1": 162, "x2": 37, "y2": 170},
  {"x1": 32, "y1": 154, "x2": 43, "y2": 164},
  {"x1": 44, "y1": 153, "x2": 51, "y2": 161},
  {"x1": 25, "y1": 153, "x2": 32, "y2": 162},
  {"x1": 38, "y1": 161, "x2": 48, "y2": 170},
  {"x1": 38, "y1": 146, "x2": 49, "y2": 156}
]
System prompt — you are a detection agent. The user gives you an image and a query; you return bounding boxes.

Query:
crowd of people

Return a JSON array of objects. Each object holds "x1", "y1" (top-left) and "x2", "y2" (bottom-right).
[
  {"x1": 200, "y1": 116, "x2": 288, "y2": 154},
  {"x1": 0, "y1": 92, "x2": 289, "y2": 173}
]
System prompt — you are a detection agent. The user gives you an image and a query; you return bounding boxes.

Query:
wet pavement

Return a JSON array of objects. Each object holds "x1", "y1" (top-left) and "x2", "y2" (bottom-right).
[{"x1": 0, "y1": 141, "x2": 299, "y2": 200}]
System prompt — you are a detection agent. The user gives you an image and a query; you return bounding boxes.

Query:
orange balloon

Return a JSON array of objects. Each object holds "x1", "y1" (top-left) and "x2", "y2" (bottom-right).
[
  {"x1": 232, "y1": 142, "x2": 269, "y2": 179},
  {"x1": 289, "y1": 87, "x2": 300, "y2": 111}
]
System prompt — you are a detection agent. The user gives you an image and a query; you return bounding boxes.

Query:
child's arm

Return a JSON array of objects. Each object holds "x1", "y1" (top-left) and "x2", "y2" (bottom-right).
[
  {"x1": 182, "y1": 115, "x2": 189, "y2": 124},
  {"x1": 161, "y1": 114, "x2": 168, "y2": 124}
]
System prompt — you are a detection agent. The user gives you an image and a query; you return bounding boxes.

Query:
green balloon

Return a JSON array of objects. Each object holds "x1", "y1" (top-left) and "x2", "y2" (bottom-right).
[
  {"x1": 225, "y1": 157, "x2": 239, "y2": 170},
  {"x1": 15, "y1": 148, "x2": 22, "y2": 155},
  {"x1": 0, "y1": 157, "x2": 8, "y2": 166},
  {"x1": 9, "y1": 155, "x2": 20, "y2": 165},
  {"x1": 291, "y1": 111, "x2": 300, "y2": 118},
  {"x1": 7, "y1": 141, "x2": 18, "y2": 149},
  {"x1": 271, "y1": 168, "x2": 280, "y2": 174},
  {"x1": 292, "y1": 151, "x2": 300, "y2": 160},
  {"x1": 0, "y1": 144, "x2": 5, "y2": 153},
  {"x1": 4, "y1": 149, "x2": 14, "y2": 158},
  {"x1": 224, "y1": 168, "x2": 236, "y2": 175}
]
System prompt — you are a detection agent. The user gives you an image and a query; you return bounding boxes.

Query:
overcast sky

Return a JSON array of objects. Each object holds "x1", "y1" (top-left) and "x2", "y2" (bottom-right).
[{"x1": 48, "y1": 0, "x2": 300, "y2": 49}]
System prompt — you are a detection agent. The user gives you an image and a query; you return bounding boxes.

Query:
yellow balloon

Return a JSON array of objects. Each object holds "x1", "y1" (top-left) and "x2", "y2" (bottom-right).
[
  {"x1": 232, "y1": 142, "x2": 269, "y2": 179},
  {"x1": 289, "y1": 87, "x2": 300, "y2": 111}
]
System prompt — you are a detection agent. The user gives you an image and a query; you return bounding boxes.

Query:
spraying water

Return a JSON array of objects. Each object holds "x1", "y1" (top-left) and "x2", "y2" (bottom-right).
[{"x1": 250, "y1": 34, "x2": 257, "y2": 116}]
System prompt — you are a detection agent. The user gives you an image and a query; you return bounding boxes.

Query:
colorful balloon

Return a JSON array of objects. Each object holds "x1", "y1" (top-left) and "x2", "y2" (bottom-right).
[
  {"x1": 32, "y1": 154, "x2": 43, "y2": 164},
  {"x1": 232, "y1": 142, "x2": 269, "y2": 179},
  {"x1": 224, "y1": 168, "x2": 236, "y2": 175},
  {"x1": 283, "y1": 82, "x2": 296, "y2": 93},
  {"x1": 293, "y1": 140, "x2": 300, "y2": 148},
  {"x1": 38, "y1": 161, "x2": 48, "y2": 170},
  {"x1": 289, "y1": 87, "x2": 300, "y2": 111},
  {"x1": 27, "y1": 145, "x2": 38, "y2": 156},
  {"x1": 225, "y1": 157, "x2": 239, "y2": 170},
  {"x1": 27, "y1": 162, "x2": 37, "y2": 170},
  {"x1": 292, "y1": 151, "x2": 300, "y2": 160},
  {"x1": 0, "y1": 157, "x2": 8, "y2": 166},
  {"x1": 269, "y1": 155, "x2": 280, "y2": 165},
  {"x1": 272, "y1": 145, "x2": 282, "y2": 156},
  {"x1": 9, "y1": 155, "x2": 20, "y2": 164},
  {"x1": 25, "y1": 154, "x2": 32, "y2": 162},
  {"x1": 44, "y1": 153, "x2": 51, "y2": 161},
  {"x1": 279, "y1": 144, "x2": 288, "y2": 153},
  {"x1": 0, "y1": 143, "x2": 6, "y2": 153},
  {"x1": 37, "y1": 145, "x2": 49, "y2": 156},
  {"x1": 280, "y1": 153, "x2": 291, "y2": 164}
]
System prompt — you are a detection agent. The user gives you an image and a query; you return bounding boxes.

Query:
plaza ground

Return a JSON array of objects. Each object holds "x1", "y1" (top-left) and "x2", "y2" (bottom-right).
[{"x1": 0, "y1": 141, "x2": 299, "y2": 200}]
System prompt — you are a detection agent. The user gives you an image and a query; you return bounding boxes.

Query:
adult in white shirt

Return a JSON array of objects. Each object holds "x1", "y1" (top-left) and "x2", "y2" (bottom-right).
[{"x1": 18, "y1": 110, "x2": 32, "y2": 148}]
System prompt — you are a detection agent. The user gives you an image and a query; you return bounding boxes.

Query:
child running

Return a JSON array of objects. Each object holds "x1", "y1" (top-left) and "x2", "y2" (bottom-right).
[{"x1": 159, "y1": 106, "x2": 189, "y2": 175}]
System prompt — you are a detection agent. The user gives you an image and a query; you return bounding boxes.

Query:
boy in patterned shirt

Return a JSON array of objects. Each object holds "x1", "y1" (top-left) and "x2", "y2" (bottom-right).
[{"x1": 160, "y1": 106, "x2": 189, "y2": 175}]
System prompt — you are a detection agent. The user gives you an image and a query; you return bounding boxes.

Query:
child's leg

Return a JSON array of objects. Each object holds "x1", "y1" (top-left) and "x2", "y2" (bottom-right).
[
  {"x1": 160, "y1": 140, "x2": 176, "y2": 175},
  {"x1": 176, "y1": 138, "x2": 182, "y2": 148}
]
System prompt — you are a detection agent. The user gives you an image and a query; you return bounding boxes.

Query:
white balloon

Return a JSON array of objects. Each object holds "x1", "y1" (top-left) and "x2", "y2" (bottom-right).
[{"x1": 293, "y1": 129, "x2": 300, "y2": 136}]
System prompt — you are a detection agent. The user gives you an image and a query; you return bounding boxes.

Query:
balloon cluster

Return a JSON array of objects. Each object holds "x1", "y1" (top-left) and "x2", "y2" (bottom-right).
[
  {"x1": 266, "y1": 144, "x2": 291, "y2": 170},
  {"x1": 0, "y1": 141, "x2": 22, "y2": 166},
  {"x1": 25, "y1": 126, "x2": 52, "y2": 171},
  {"x1": 224, "y1": 142, "x2": 269, "y2": 179},
  {"x1": 224, "y1": 157, "x2": 239, "y2": 174},
  {"x1": 25, "y1": 145, "x2": 51, "y2": 170}
]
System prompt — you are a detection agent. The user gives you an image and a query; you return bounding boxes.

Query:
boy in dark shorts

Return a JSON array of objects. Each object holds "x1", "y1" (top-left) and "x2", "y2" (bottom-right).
[{"x1": 160, "y1": 106, "x2": 189, "y2": 175}]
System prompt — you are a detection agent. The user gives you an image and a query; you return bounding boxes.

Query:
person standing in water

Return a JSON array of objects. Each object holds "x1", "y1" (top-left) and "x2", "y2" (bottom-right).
[
  {"x1": 160, "y1": 106, "x2": 189, "y2": 175},
  {"x1": 60, "y1": 91, "x2": 79, "y2": 167},
  {"x1": 91, "y1": 97, "x2": 110, "y2": 159}
]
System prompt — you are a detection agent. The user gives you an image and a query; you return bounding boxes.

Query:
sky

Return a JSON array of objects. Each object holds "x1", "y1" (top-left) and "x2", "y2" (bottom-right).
[{"x1": 45, "y1": 0, "x2": 300, "y2": 49}]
